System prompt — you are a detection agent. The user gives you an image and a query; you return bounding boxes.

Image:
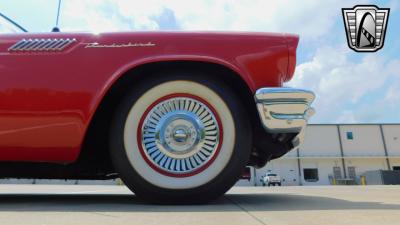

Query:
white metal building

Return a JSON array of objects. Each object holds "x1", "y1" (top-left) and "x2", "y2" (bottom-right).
[{"x1": 237, "y1": 124, "x2": 400, "y2": 186}]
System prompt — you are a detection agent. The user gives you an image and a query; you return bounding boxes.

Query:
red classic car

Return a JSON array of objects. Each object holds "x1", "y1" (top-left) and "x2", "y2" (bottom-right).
[{"x1": 0, "y1": 13, "x2": 314, "y2": 203}]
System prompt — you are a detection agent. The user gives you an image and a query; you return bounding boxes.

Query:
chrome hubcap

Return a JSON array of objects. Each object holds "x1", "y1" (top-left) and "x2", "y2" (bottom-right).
[
  {"x1": 173, "y1": 129, "x2": 188, "y2": 142},
  {"x1": 140, "y1": 96, "x2": 220, "y2": 175}
]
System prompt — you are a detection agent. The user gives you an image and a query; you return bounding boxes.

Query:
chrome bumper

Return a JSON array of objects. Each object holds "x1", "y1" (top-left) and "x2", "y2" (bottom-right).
[{"x1": 255, "y1": 87, "x2": 315, "y2": 149}]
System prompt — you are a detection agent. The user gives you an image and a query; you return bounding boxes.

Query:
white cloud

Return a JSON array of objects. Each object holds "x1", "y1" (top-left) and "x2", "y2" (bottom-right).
[
  {"x1": 336, "y1": 110, "x2": 358, "y2": 123},
  {"x1": 61, "y1": 0, "x2": 361, "y2": 38},
  {"x1": 385, "y1": 73, "x2": 400, "y2": 105},
  {"x1": 62, "y1": 0, "x2": 131, "y2": 32},
  {"x1": 288, "y1": 45, "x2": 400, "y2": 123}
]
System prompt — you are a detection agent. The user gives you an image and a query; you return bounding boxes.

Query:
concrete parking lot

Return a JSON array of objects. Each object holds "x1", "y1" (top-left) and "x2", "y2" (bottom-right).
[{"x1": 0, "y1": 185, "x2": 398, "y2": 225}]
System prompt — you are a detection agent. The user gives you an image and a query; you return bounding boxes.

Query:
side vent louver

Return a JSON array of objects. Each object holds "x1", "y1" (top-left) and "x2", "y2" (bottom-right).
[{"x1": 8, "y1": 38, "x2": 76, "y2": 52}]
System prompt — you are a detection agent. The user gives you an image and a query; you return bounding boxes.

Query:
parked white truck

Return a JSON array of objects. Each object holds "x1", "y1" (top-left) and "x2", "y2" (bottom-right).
[{"x1": 261, "y1": 173, "x2": 282, "y2": 186}]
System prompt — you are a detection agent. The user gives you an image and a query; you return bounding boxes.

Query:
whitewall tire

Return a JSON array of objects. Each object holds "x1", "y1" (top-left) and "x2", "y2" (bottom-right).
[{"x1": 110, "y1": 71, "x2": 252, "y2": 203}]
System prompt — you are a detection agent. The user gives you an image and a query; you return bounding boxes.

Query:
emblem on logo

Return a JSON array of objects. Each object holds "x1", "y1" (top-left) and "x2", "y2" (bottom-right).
[{"x1": 342, "y1": 5, "x2": 390, "y2": 52}]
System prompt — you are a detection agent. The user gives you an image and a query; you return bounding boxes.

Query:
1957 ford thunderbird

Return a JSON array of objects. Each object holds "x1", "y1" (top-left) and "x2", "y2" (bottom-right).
[{"x1": 0, "y1": 13, "x2": 314, "y2": 203}]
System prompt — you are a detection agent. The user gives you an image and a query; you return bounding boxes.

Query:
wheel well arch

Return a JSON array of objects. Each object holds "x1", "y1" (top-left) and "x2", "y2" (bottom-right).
[{"x1": 78, "y1": 60, "x2": 259, "y2": 175}]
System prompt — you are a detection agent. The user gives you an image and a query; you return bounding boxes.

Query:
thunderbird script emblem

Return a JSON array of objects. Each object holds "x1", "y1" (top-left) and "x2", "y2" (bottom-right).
[{"x1": 342, "y1": 5, "x2": 390, "y2": 52}]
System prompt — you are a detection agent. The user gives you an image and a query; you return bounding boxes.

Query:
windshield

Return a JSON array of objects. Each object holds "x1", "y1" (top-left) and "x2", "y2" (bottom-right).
[{"x1": 0, "y1": 13, "x2": 26, "y2": 34}]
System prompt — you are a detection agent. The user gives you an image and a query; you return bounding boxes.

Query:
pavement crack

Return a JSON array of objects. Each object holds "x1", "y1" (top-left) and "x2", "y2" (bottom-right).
[{"x1": 224, "y1": 196, "x2": 267, "y2": 225}]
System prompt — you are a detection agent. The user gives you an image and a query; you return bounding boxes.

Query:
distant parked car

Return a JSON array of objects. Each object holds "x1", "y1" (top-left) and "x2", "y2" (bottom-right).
[{"x1": 261, "y1": 173, "x2": 282, "y2": 186}]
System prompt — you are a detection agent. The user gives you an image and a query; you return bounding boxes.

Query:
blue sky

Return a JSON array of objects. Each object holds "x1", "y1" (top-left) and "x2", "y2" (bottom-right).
[{"x1": 1, "y1": 0, "x2": 399, "y2": 124}]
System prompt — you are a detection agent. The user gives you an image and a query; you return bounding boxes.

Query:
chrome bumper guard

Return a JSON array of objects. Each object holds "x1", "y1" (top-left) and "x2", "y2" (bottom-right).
[{"x1": 255, "y1": 87, "x2": 315, "y2": 149}]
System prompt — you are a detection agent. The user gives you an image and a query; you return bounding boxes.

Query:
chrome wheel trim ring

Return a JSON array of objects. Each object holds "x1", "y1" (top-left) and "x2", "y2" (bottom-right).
[{"x1": 139, "y1": 94, "x2": 221, "y2": 176}]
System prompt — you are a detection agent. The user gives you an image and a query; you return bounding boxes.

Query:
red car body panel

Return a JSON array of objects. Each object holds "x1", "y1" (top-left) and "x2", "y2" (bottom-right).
[{"x1": 0, "y1": 31, "x2": 298, "y2": 163}]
